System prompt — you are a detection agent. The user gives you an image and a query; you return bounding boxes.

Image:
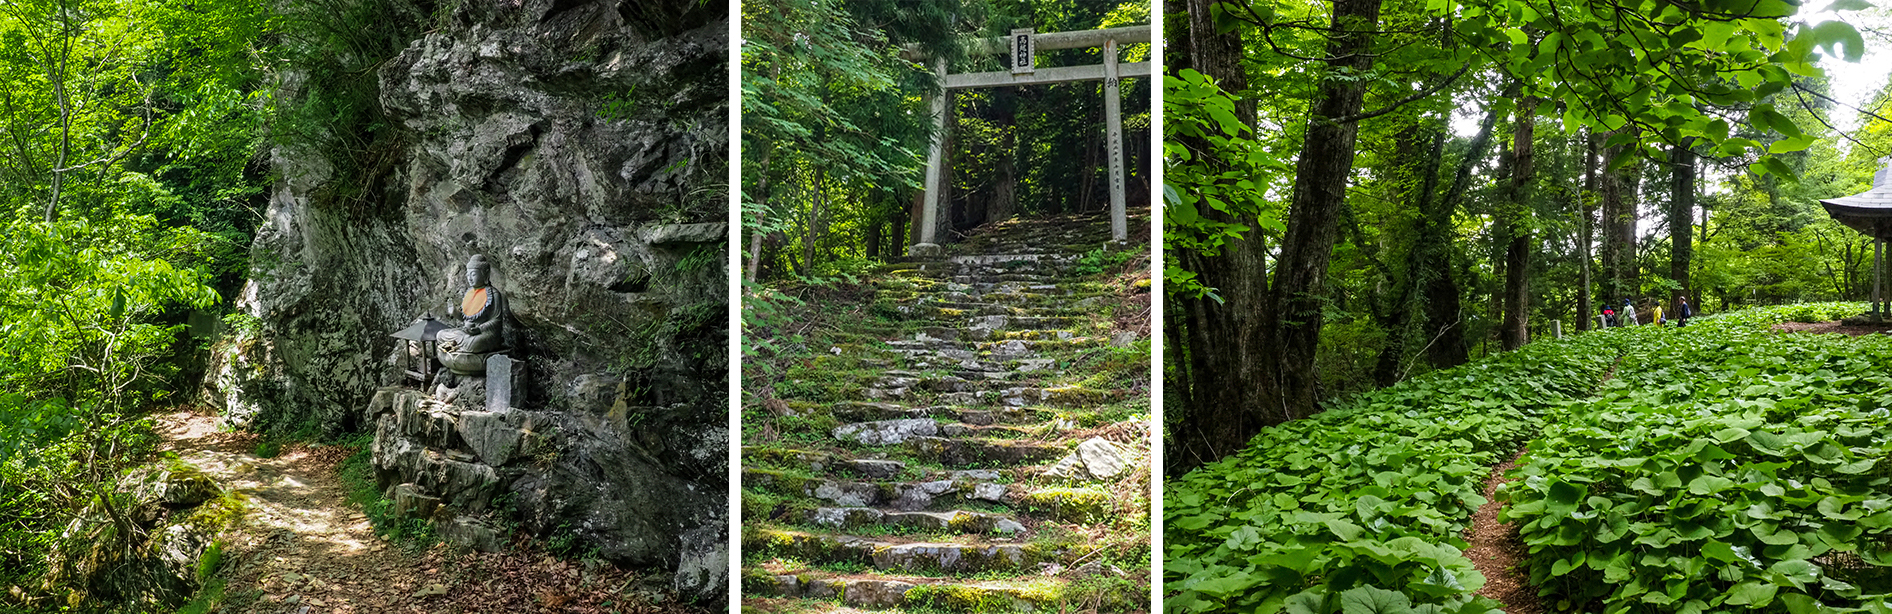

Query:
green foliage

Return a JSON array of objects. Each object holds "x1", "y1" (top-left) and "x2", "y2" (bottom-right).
[
  {"x1": 1503, "y1": 305, "x2": 1892, "y2": 612},
  {"x1": 1072, "y1": 246, "x2": 1138, "y2": 277},
  {"x1": 1162, "y1": 69, "x2": 1286, "y2": 302},
  {"x1": 1165, "y1": 328, "x2": 1631, "y2": 612}
]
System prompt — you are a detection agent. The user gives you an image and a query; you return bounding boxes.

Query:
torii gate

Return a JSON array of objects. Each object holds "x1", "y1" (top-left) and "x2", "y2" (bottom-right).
[{"x1": 904, "y1": 25, "x2": 1152, "y2": 256}]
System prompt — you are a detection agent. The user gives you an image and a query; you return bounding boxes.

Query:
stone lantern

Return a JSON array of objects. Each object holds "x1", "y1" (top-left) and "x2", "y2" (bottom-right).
[
  {"x1": 391, "y1": 314, "x2": 450, "y2": 388},
  {"x1": 1817, "y1": 157, "x2": 1892, "y2": 322}
]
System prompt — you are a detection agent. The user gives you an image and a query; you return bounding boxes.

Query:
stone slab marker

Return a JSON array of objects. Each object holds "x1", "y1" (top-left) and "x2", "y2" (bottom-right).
[
  {"x1": 1552, "y1": 320, "x2": 1562, "y2": 339},
  {"x1": 485, "y1": 354, "x2": 521, "y2": 412}
]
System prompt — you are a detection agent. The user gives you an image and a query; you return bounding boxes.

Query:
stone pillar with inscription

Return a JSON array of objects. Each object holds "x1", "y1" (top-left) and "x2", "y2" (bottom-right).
[
  {"x1": 1103, "y1": 37, "x2": 1127, "y2": 246},
  {"x1": 912, "y1": 57, "x2": 951, "y2": 258}
]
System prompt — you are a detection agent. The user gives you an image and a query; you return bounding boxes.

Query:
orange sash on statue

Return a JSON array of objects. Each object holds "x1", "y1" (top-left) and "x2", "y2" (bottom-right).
[{"x1": 462, "y1": 287, "x2": 489, "y2": 318}]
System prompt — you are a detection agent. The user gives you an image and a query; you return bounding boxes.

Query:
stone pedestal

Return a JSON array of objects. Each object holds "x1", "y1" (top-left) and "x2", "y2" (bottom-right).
[{"x1": 907, "y1": 243, "x2": 944, "y2": 259}]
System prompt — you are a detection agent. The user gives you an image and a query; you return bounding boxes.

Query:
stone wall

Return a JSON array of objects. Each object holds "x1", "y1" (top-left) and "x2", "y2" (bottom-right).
[{"x1": 203, "y1": 0, "x2": 727, "y2": 600}]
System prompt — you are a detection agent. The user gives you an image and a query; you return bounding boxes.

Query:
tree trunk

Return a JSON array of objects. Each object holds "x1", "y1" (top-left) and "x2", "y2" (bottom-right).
[
  {"x1": 1669, "y1": 139, "x2": 1694, "y2": 313},
  {"x1": 993, "y1": 93, "x2": 1018, "y2": 223},
  {"x1": 889, "y1": 206, "x2": 907, "y2": 258},
  {"x1": 1501, "y1": 97, "x2": 1536, "y2": 350},
  {"x1": 1600, "y1": 139, "x2": 1638, "y2": 304},
  {"x1": 1577, "y1": 131, "x2": 1596, "y2": 330},
  {"x1": 1269, "y1": 0, "x2": 1384, "y2": 420},
  {"x1": 1168, "y1": 0, "x2": 1268, "y2": 475},
  {"x1": 803, "y1": 168, "x2": 824, "y2": 273}
]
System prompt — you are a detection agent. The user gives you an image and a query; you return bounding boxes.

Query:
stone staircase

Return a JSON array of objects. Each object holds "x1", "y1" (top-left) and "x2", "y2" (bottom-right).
[{"x1": 742, "y1": 210, "x2": 1152, "y2": 612}]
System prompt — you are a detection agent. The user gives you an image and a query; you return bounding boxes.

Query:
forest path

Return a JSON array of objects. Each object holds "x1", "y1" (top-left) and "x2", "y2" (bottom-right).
[
  {"x1": 1462, "y1": 351, "x2": 1626, "y2": 613},
  {"x1": 157, "y1": 409, "x2": 431, "y2": 613},
  {"x1": 157, "y1": 409, "x2": 671, "y2": 614},
  {"x1": 1462, "y1": 449, "x2": 1540, "y2": 614}
]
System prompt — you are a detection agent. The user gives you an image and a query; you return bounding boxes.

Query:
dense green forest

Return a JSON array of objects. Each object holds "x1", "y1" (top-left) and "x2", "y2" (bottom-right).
[
  {"x1": 742, "y1": 0, "x2": 1152, "y2": 282},
  {"x1": 1163, "y1": 0, "x2": 1892, "y2": 472},
  {"x1": 0, "y1": 1, "x2": 706, "y2": 611},
  {"x1": 1164, "y1": 0, "x2": 1892, "y2": 610},
  {"x1": 0, "y1": 0, "x2": 272, "y2": 603},
  {"x1": 1166, "y1": 303, "x2": 1892, "y2": 613}
]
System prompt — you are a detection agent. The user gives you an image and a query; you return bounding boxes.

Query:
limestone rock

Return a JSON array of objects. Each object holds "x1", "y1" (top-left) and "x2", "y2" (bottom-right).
[
  {"x1": 832, "y1": 419, "x2": 937, "y2": 445},
  {"x1": 457, "y1": 409, "x2": 526, "y2": 466},
  {"x1": 846, "y1": 459, "x2": 904, "y2": 478},
  {"x1": 1044, "y1": 437, "x2": 1134, "y2": 481},
  {"x1": 809, "y1": 507, "x2": 884, "y2": 528},
  {"x1": 392, "y1": 483, "x2": 440, "y2": 520},
  {"x1": 204, "y1": 0, "x2": 730, "y2": 586},
  {"x1": 673, "y1": 521, "x2": 727, "y2": 600},
  {"x1": 971, "y1": 482, "x2": 1008, "y2": 502},
  {"x1": 842, "y1": 580, "x2": 915, "y2": 608},
  {"x1": 440, "y1": 516, "x2": 505, "y2": 553}
]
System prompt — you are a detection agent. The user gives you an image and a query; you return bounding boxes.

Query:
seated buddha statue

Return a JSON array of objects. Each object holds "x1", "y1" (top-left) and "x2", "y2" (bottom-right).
[{"x1": 436, "y1": 254, "x2": 508, "y2": 376}]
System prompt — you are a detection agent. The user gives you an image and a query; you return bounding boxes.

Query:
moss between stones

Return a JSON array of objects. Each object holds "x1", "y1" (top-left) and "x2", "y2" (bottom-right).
[
  {"x1": 1042, "y1": 385, "x2": 1112, "y2": 407},
  {"x1": 746, "y1": 530, "x2": 871, "y2": 565},
  {"x1": 1021, "y1": 488, "x2": 1110, "y2": 523},
  {"x1": 904, "y1": 583, "x2": 1049, "y2": 613},
  {"x1": 740, "y1": 567, "x2": 780, "y2": 593}
]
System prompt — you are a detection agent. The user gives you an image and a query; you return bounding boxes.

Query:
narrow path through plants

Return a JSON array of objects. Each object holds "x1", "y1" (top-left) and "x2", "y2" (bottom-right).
[
  {"x1": 158, "y1": 409, "x2": 685, "y2": 614},
  {"x1": 1463, "y1": 351, "x2": 1627, "y2": 613},
  {"x1": 1463, "y1": 449, "x2": 1539, "y2": 614}
]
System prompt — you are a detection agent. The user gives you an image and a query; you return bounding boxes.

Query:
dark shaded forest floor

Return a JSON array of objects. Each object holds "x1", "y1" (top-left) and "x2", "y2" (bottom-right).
[{"x1": 159, "y1": 410, "x2": 692, "y2": 614}]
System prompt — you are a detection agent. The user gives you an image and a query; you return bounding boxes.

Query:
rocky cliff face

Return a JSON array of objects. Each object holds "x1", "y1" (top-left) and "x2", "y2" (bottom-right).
[{"x1": 205, "y1": 0, "x2": 727, "y2": 600}]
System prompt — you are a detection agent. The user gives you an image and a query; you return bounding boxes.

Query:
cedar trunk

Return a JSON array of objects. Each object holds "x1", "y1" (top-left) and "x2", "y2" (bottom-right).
[
  {"x1": 1669, "y1": 139, "x2": 1695, "y2": 311},
  {"x1": 1500, "y1": 98, "x2": 1536, "y2": 350}
]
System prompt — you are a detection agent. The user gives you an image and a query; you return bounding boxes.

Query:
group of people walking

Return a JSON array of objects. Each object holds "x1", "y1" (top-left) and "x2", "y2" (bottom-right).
[{"x1": 1601, "y1": 296, "x2": 1692, "y2": 328}]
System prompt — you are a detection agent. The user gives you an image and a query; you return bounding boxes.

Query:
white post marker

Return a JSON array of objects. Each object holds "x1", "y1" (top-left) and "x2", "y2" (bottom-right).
[{"x1": 1104, "y1": 37, "x2": 1126, "y2": 244}]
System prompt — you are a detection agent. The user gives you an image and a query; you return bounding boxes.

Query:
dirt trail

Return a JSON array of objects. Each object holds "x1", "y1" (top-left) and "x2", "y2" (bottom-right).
[
  {"x1": 1461, "y1": 449, "x2": 1541, "y2": 614},
  {"x1": 157, "y1": 409, "x2": 683, "y2": 614},
  {"x1": 158, "y1": 409, "x2": 430, "y2": 613}
]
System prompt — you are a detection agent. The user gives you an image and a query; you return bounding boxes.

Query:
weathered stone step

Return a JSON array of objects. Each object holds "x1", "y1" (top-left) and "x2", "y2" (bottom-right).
[
  {"x1": 831, "y1": 419, "x2": 1031, "y2": 446},
  {"x1": 898, "y1": 301, "x2": 1088, "y2": 318},
  {"x1": 744, "y1": 529, "x2": 1039, "y2": 574},
  {"x1": 877, "y1": 385, "x2": 1115, "y2": 409},
  {"x1": 807, "y1": 507, "x2": 1026, "y2": 535},
  {"x1": 834, "y1": 402, "x2": 1048, "y2": 425},
  {"x1": 863, "y1": 375, "x2": 1081, "y2": 401},
  {"x1": 744, "y1": 448, "x2": 1026, "y2": 482},
  {"x1": 746, "y1": 570, "x2": 1069, "y2": 612},
  {"x1": 906, "y1": 436, "x2": 1064, "y2": 467},
  {"x1": 742, "y1": 468, "x2": 1009, "y2": 509}
]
